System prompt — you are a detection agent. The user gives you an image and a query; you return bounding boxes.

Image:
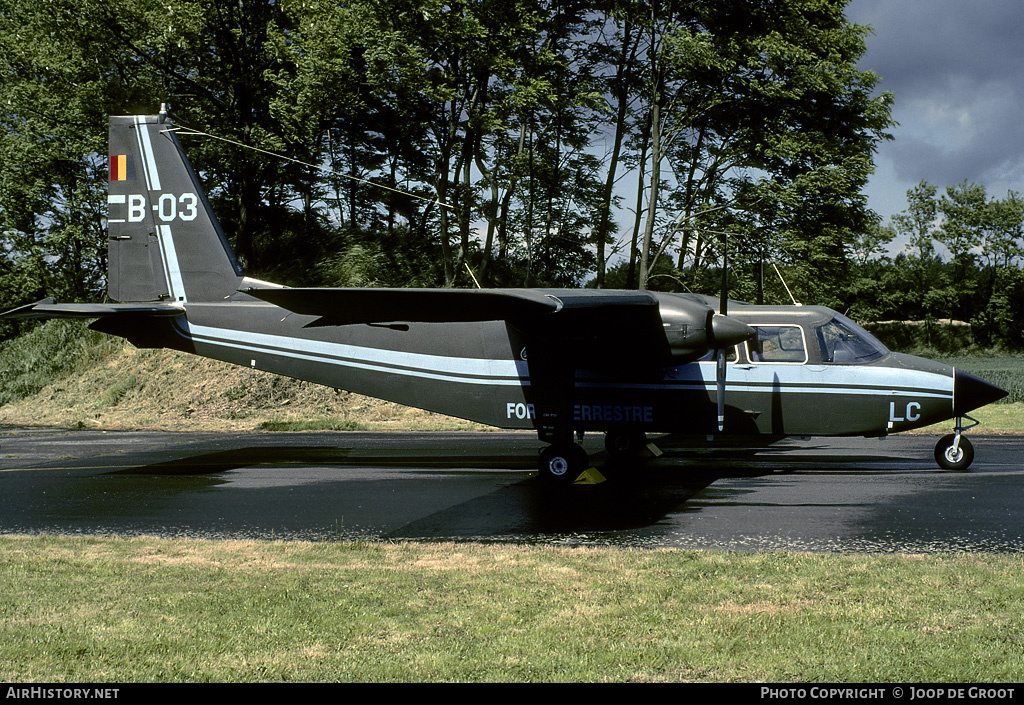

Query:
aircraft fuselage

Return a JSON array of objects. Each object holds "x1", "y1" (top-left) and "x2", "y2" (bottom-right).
[{"x1": 97, "y1": 292, "x2": 988, "y2": 442}]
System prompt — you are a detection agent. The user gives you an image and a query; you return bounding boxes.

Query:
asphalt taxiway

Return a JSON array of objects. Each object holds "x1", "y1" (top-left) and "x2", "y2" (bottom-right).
[{"x1": 2, "y1": 427, "x2": 1022, "y2": 552}]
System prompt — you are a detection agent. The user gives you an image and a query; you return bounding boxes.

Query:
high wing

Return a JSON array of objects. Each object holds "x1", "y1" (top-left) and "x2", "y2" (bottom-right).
[
  {"x1": 247, "y1": 280, "x2": 660, "y2": 314},
  {"x1": 242, "y1": 286, "x2": 648, "y2": 324},
  {"x1": 245, "y1": 286, "x2": 672, "y2": 372},
  {"x1": 242, "y1": 286, "x2": 751, "y2": 374}
]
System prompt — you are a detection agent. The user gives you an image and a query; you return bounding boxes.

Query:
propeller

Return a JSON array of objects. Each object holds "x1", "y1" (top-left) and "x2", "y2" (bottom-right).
[
  {"x1": 708, "y1": 232, "x2": 757, "y2": 431},
  {"x1": 716, "y1": 231, "x2": 729, "y2": 432}
]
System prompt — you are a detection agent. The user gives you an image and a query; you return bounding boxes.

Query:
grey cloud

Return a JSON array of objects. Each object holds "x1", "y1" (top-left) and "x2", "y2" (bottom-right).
[{"x1": 847, "y1": 0, "x2": 1024, "y2": 211}]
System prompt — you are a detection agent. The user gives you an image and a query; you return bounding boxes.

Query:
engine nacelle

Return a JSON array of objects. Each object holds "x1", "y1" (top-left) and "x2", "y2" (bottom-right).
[{"x1": 657, "y1": 295, "x2": 754, "y2": 363}]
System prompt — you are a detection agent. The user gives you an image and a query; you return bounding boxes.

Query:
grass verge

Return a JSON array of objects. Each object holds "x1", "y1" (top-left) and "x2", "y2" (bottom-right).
[
  {"x1": 2, "y1": 535, "x2": 1023, "y2": 683},
  {"x1": 915, "y1": 401, "x2": 1024, "y2": 434},
  {"x1": 0, "y1": 322, "x2": 482, "y2": 432}
]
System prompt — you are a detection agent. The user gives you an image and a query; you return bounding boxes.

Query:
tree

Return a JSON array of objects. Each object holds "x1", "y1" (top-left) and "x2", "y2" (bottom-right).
[
  {"x1": 588, "y1": 4, "x2": 645, "y2": 288},
  {"x1": 850, "y1": 222, "x2": 896, "y2": 266},
  {"x1": 0, "y1": 0, "x2": 149, "y2": 315},
  {"x1": 982, "y1": 191, "x2": 1024, "y2": 269},
  {"x1": 628, "y1": 0, "x2": 893, "y2": 303},
  {"x1": 1, "y1": 0, "x2": 897, "y2": 312},
  {"x1": 892, "y1": 181, "x2": 939, "y2": 261},
  {"x1": 937, "y1": 182, "x2": 987, "y2": 266}
]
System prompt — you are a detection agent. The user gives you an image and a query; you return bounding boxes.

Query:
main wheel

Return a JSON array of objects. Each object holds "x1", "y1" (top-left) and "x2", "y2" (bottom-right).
[
  {"x1": 934, "y1": 434, "x2": 974, "y2": 471},
  {"x1": 604, "y1": 430, "x2": 647, "y2": 460},
  {"x1": 539, "y1": 443, "x2": 588, "y2": 483}
]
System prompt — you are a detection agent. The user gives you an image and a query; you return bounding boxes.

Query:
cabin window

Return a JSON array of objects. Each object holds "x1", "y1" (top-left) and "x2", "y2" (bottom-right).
[
  {"x1": 815, "y1": 314, "x2": 888, "y2": 364},
  {"x1": 746, "y1": 325, "x2": 807, "y2": 364}
]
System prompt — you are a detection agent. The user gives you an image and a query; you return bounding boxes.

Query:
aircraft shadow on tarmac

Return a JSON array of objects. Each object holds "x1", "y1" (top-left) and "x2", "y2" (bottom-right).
[
  {"x1": 102, "y1": 443, "x2": 728, "y2": 536},
  {"x1": 105, "y1": 433, "x2": 911, "y2": 478},
  {"x1": 91, "y1": 435, "x2": 921, "y2": 540}
]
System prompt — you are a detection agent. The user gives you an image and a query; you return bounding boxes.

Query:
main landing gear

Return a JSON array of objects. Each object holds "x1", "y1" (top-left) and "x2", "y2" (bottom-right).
[
  {"x1": 604, "y1": 429, "x2": 648, "y2": 460},
  {"x1": 538, "y1": 430, "x2": 650, "y2": 482},
  {"x1": 538, "y1": 442, "x2": 588, "y2": 483},
  {"x1": 934, "y1": 416, "x2": 977, "y2": 471}
]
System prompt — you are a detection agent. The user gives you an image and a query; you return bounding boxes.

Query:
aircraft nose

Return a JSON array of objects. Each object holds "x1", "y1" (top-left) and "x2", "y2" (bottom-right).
[{"x1": 953, "y1": 369, "x2": 1008, "y2": 415}]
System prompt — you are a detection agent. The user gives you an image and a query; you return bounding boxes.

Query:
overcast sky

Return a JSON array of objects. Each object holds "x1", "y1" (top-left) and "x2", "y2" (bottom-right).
[{"x1": 845, "y1": 0, "x2": 1024, "y2": 229}]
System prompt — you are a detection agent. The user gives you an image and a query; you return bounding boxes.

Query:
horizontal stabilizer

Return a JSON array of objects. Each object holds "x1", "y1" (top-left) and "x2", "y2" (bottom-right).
[{"x1": 0, "y1": 298, "x2": 184, "y2": 320}]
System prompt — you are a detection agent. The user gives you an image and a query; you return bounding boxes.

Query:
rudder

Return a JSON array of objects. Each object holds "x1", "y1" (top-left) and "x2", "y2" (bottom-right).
[{"x1": 107, "y1": 110, "x2": 243, "y2": 303}]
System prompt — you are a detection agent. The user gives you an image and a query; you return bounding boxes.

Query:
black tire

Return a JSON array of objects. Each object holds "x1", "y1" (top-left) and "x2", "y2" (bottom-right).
[
  {"x1": 604, "y1": 430, "x2": 647, "y2": 460},
  {"x1": 934, "y1": 434, "x2": 974, "y2": 471},
  {"x1": 539, "y1": 443, "x2": 588, "y2": 483}
]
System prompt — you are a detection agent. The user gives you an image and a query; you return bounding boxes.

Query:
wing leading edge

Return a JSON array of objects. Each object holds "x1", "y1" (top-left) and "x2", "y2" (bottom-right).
[{"x1": 244, "y1": 286, "x2": 674, "y2": 372}]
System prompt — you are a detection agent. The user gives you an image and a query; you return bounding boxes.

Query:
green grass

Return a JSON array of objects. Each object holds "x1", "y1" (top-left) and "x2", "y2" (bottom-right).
[
  {"x1": 0, "y1": 320, "x2": 121, "y2": 406},
  {"x1": 950, "y1": 402, "x2": 1024, "y2": 434},
  {"x1": 99, "y1": 374, "x2": 139, "y2": 407},
  {"x1": 257, "y1": 418, "x2": 366, "y2": 431},
  {"x1": 2, "y1": 535, "x2": 1023, "y2": 683}
]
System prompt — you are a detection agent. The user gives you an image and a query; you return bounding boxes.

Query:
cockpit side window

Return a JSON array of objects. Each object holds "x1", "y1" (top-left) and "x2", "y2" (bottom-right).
[
  {"x1": 746, "y1": 325, "x2": 807, "y2": 364},
  {"x1": 815, "y1": 314, "x2": 888, "y2": 364}
]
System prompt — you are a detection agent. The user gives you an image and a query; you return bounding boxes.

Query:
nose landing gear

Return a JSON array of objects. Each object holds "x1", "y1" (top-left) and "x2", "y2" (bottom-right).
[{"x1": 934, "y1": 415, "x2": 978, "y2": 471}]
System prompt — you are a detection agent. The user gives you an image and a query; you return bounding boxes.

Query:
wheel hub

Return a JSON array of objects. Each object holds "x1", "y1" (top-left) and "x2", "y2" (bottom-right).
[{"x1": 547, "y1": 456, "x2": 569, "y2": 476}]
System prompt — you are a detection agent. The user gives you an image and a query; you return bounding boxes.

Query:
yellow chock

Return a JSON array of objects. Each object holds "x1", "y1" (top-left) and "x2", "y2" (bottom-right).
[
  {"x1": 574, "y1": 467, "x2": 607, "y2": 484},
  {"x1": 643, "y1": 442, "x2": 663, "y2": 458}
]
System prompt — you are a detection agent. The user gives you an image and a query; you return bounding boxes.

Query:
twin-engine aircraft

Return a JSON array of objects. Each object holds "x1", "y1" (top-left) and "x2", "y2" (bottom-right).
[{"x1": 2, "y1": 111, "x2": 1008, "y2": 481}]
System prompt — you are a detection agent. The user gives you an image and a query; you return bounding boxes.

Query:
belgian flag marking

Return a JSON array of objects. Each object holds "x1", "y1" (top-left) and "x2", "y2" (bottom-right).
[{"x1": 110, "y1": 154, "x2": 136, "y2": 181}]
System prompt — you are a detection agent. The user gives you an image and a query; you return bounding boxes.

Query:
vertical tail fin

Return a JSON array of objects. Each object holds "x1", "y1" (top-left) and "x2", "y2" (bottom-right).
[{"x1": 107, "y1": 111, "x2": 244, "y2": 303}]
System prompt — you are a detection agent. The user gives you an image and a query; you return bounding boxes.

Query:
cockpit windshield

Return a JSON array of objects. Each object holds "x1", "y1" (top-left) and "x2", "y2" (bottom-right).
[{"x1": 815, "y1": 313, "x2": 889, "y2": 364}]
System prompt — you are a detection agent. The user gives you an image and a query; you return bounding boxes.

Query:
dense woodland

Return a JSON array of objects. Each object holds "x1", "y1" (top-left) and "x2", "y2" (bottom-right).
[{"x1": 1, "y1": 0, "x2": 1023, "y2": 350}]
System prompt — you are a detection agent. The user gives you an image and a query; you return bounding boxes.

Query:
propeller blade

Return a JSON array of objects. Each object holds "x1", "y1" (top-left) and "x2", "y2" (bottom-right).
[
  {"x1": 718, "y1": 231, "x2": 728, "y2": 431},
  {"x1": 708, "y1": 315, "x2": 754, "y2": 434},
  {"x1": 719, "y1": 231, "x2": 728, "y2": 316},
  {"x1": 717, "y1": 348, "x2": 726, "y2": 432}
]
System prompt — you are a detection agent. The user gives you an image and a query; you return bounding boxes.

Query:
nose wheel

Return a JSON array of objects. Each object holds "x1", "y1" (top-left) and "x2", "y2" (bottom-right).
[{"x1": 934, "y1": 416, "x2": 977, "y2": 471}]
